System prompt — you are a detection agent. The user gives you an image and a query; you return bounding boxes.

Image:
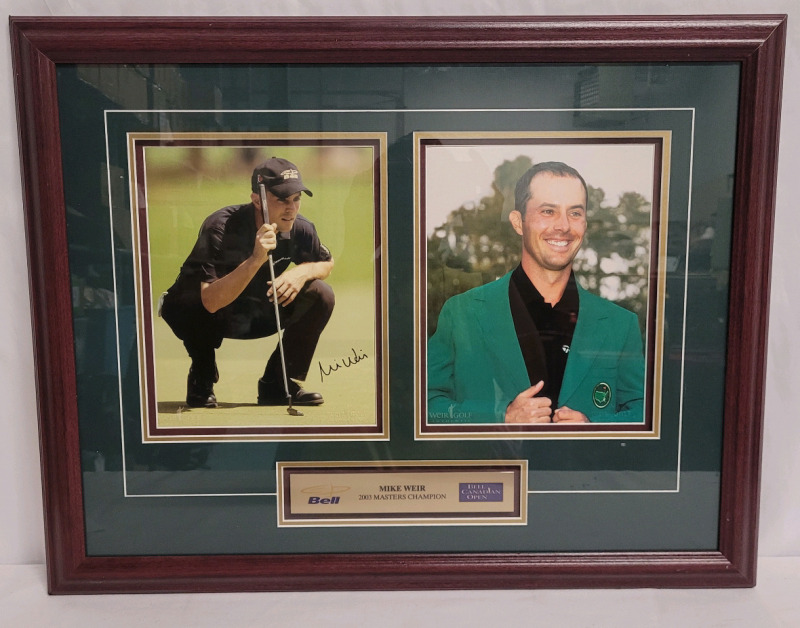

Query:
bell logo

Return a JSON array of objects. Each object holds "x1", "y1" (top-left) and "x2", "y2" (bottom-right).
[
  {"x1": 300, "y1": 483, "x2": 350, "y2": 505},
  {"x1": 308, "y1": 496, "x2": 341, "y2": 504}
]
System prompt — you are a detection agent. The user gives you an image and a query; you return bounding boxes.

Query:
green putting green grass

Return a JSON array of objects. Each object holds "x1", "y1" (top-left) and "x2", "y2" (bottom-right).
[{"x1": 153, "y1": 283, "x2": 379, "y2": 428}]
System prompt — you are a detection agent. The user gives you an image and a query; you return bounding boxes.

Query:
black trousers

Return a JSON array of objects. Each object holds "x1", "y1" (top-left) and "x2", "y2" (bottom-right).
[{"x1": 161, "y1": 279, "x2": 335, "y2": 384}]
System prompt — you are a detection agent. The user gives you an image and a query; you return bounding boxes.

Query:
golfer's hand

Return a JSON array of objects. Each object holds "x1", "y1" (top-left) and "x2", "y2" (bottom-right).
[
  {"x1": 553, "y1": 406, "x2": 589, "y2": 423},
  {"x1": 268, "y1": 265, "x2": 308, "y2": 306},
  {"x1": 505, "y1": 381, "x2": 553, "y2": 423},
  {"x1": 253, "y1": 223, "x2": 277, "y2": 263}
]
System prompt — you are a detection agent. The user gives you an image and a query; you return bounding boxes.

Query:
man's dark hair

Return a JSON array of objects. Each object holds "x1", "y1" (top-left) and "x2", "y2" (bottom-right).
[{"x1": 514, "y1": 161, "x2": 589, "y2": 216}]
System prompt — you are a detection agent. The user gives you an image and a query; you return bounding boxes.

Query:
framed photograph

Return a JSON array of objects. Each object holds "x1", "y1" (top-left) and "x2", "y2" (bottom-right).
[
  {"x1": 126, "y1": 132, "x2": 388, "y2": 442},
  {"x1": 11, "y1": 15, "x2": 785, "y2": 592},
  {"x1": 417, "y1": 131, "x2": 668, "y2": 439}
]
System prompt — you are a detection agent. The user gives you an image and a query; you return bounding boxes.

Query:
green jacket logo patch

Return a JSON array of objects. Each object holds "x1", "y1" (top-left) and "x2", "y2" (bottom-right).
[{"x1": 592, "y1": 383, "x2": 612, "y2": 409}]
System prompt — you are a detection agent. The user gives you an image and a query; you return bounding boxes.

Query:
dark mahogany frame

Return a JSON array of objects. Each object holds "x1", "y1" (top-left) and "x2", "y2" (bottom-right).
[{"x1": 10, "y1": 15, "x2": 786, "y2": 593}]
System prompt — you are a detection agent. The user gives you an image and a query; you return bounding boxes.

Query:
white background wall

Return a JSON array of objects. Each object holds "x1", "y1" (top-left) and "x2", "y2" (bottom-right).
[{"x1": 1, "y1": 0, "x2": 797, "y2": 593}]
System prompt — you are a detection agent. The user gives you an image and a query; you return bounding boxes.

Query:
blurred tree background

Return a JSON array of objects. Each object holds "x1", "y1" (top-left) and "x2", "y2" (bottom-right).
[{"x1": 426, "y1": 156, "x2": 651, "y2": 339}]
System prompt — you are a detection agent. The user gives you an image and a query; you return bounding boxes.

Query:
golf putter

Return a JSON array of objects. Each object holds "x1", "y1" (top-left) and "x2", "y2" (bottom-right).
[{"x1": 259, "y1": 179, "x2": 303, "y2": 417}]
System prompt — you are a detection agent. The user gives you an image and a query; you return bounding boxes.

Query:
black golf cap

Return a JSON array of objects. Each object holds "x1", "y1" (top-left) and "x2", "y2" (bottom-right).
[{"x1": 251, "y1": 157, "x2": 313, "y2": 198}]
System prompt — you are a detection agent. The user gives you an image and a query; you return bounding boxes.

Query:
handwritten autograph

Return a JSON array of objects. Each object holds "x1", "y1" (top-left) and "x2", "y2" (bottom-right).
[{"x1": 319, "y1": 348, "x2": 369, "y2": 382}]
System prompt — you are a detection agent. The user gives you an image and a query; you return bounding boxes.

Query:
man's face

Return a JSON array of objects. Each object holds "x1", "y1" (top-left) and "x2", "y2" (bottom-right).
[
  {"x1": 253, "y1": 190, "x2": 302, "y2": 233},
  {"x1": 510, "y1": 172, "x2": 587, "y2": 274}
]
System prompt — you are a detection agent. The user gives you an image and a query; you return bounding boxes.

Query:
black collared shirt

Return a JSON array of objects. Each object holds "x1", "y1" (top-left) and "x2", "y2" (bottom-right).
[
  {"x1": 508, "y1": 265, "x2": 579, "y2": 405},
  {"x1": 174, "y1": 203, "x2": 331, "y2": 300}
]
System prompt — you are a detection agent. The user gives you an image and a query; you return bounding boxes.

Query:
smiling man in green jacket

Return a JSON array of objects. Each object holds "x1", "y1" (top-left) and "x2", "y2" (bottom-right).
[{"x1": 427, "y1": 161, "x2": 645, "y2": 425}]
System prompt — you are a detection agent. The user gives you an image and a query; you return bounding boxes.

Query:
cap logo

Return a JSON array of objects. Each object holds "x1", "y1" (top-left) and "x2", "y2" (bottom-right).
[{"x1": 280, "y1": 169, "x2": 300, "y2": 180}]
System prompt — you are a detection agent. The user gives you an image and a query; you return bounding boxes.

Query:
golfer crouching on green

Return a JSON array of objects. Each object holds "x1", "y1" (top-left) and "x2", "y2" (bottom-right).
[{"x1": 160, "y1": 157, "x2": 334, "y2": 409}]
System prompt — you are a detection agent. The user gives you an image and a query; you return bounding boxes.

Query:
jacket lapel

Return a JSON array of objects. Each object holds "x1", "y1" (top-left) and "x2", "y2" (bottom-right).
[
  {"x1": 558, "y1": 285, "x2": 612, "y2": 405},
  {"x1": 472, "y1": 273, "x2": 531, "y2": 397}
]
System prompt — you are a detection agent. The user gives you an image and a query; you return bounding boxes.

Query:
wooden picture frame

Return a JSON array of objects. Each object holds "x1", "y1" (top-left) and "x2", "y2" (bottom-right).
[{"x1": 11, "y1": 15, "x2": 785, "y2": 592}]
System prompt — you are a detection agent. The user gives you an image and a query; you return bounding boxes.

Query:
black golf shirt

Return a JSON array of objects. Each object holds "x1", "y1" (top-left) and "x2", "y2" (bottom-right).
[
  {"x1": 174, "y1": 202, "x2": 331, "y2": 300},
  {"x1": 508, "y1": 264, "x2": 579, "y2": 407}
]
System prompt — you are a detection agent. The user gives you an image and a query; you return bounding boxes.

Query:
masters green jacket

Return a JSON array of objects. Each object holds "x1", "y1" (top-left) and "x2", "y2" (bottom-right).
[{"x1": 427, "y1": 271, "x2": 645, "y2": 424}]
